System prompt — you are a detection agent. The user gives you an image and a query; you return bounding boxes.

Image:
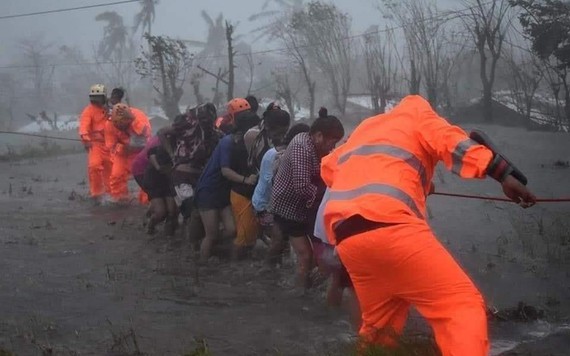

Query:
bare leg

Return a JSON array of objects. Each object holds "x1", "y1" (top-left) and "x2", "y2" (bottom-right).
[
  {"x1": 289, "y1": 235, "x2": 314, "y2": 292},
  {"x1": 199, "y1": 209, "x2": 220, "y2": 264},
  {"x1": 148, "y1": 198, "x2": 166, "y2": 235},
  {"x1": 164, "y1": 197, "x2": 178, "y2": 237}
]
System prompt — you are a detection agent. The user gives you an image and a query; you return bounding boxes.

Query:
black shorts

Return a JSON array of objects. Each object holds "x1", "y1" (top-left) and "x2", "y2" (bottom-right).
[
  {"x1": 194, "y1": 188, "x2": 230, "y2": 210},
  {"x1": 274, "y1": 214, "x2": 309, "y2": 237},
  {"x1": 143, "y1": 168, "x2": 175, "y2": 200}
]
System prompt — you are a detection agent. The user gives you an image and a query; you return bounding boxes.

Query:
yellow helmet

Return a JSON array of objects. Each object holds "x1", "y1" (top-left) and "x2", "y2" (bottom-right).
[{"x1": 89, "y1": 84, "x2": 107, "y2": 97}]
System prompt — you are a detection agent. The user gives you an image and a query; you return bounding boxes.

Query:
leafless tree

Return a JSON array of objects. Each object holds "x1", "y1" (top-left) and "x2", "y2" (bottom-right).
[
  {"x1": 271, "y1": 12, "x2": 316, "y2": 118},
  {"x1": 243, "y1": 49, "x2": 255, "y2": 96},
  {"x1": 505, "y1": 43, "x2": 544, "y2": 123},
  {"x1": 362, "y1": 27, "x2": 397, "y2": 114},
  {"x1": 383, "y1": 0, "x2": 455, "y2": 108},
  {"x1": 272, "y1": 67, "x2": 297, "y2": 118},
  {"x1": 225, "y1": 21, "x2": 236, "y2": 101},
  {"x1": 19, "y1": 37, "x2": 55, "y2": 112},
  {"x1": 461, "y1": 0, "x2": 513, "y2": 122},
  {"x1": 0, "y1": 73, "x2": 18, "y2": 130},
  {"x1": 135, "y1": 34, "x2": 194, "y2": 119},
  {"x1": 292, "y1": 1, "x2": 353, "y2": 114},
  {"x1": 190, "y1": 72, "x2": 205, "y2": 105}
]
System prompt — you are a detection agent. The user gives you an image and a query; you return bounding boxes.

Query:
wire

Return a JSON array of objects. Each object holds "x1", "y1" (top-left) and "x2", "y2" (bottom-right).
[{"x1": 0, "y1": 0, "x2": 139, "y2": 20}]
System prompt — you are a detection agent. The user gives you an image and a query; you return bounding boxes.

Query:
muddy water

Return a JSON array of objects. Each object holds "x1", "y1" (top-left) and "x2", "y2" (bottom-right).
[{"x1": 1, "y1": 148, "x2": 569, "y2": 355}]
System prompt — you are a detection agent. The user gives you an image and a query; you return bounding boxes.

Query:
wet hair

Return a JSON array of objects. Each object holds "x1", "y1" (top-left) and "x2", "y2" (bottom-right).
[
  {"x1": 310, "y1": 107, "x2": 345, "y2": 139},
  {"x1": 283, "y1": 123, "x2": 310, "y2": 146},
  {"x1": 188, "y1": 102, "x2": 217, "y2": 125},
  {"x1": 263, "y1": 105, "x2": 291, "y2": 130},
  {"x1": 246, "y1": 95, "x2": 259, "y2": 113},
  {"x1": 234, "y1": 110, "x2": 261, "y2": 133},
  {"x1": 111, "y1": 87, "x2": 125, "y2": 100},
  {"x1": 172, "y1": 114, "x2": 191, "y2": 131}
]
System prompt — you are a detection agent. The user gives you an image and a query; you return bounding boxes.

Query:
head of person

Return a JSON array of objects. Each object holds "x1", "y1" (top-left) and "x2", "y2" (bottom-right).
[
  {"x1": 226, "y1": 98, "x2": 251, "y2": 122},
  {"x1": 109, "y1": 87, "x2": 125, "y2": 106},
  {"x1": 234, "y1": 110, "x2": 261, "y2": 134},
  {"x1": 88, "y1": 84, "x2": 107, "y2": 107},
  {"x1": 111, "y1": 103, "x2": 133, "y2": 130},
  {"x1": 187, "y1": 102, "x2": 217, "y2": 130},
  {"x1": 262, "y1": 102, "x2": 291, "y2": 146},
  {"x1": 310, "y1": 107, "x2": 345, "y2": 157},
  {"x1": 245, "y1": 95, "x2": 259, "y2": 114},
  {"x1": 172, "y1": 113, "x2": 192, "y2": 132},
  {"x1": 283, "y1": 123, "x2": 310, "y2": 146}
]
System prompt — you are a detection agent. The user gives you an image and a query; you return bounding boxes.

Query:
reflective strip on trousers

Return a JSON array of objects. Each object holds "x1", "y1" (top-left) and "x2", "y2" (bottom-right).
[
  {"x1": 328, "y1": 183, "x2": 424, "y2": 219},
  {"x1": 452, "y1": 139, "x2": 477, "y2": 175},
  {"x1": 337, "y1": 144, "x2": 429, "y2": 190}
]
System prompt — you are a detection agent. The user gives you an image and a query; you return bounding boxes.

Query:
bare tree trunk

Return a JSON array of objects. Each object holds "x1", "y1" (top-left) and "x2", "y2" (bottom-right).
[
  {"x1": 410, "y1": 59, "x2": 421, "y2": 95},
  {"x1": 226, "y1": 21, "x2": 235, "y2": 102}
]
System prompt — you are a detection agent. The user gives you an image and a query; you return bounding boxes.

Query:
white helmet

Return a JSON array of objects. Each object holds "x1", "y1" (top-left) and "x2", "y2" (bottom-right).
[{"x1": 89, "y1": 84, "x2": 107, "y2": 97}]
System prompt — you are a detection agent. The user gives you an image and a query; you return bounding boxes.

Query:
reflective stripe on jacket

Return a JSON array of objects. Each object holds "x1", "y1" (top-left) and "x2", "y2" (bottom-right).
[{"x1": 320, "y1": 95, "x2": 494, "y2": 245}]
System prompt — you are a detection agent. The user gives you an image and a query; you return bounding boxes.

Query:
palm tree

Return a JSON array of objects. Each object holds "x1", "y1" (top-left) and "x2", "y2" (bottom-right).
[
  {"x1": 95, "y1": 11, "x2": 128, "y2": 59},
  {"x1": 133, "y1": 0, "x2": 159, "y2": 36},
  {"x1": 184, "y1": 11, "x2": 226, "y2": 59},
  {"x1": 249, "y1": 0, "x2": 304, "y2": 21},
  {"x1": 248, "y1": 0, "x2": 305, "y2": 41}
]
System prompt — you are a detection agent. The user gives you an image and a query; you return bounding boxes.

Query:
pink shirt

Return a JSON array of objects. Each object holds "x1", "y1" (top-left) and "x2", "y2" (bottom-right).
[{"x1": 131, "y1": 136, "x2": 160, "y2": 176}]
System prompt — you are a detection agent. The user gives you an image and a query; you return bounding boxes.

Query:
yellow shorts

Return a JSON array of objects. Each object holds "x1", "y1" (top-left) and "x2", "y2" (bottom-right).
[{"x1": 230, "y1": 191, "x2": 259, "y2": 247}]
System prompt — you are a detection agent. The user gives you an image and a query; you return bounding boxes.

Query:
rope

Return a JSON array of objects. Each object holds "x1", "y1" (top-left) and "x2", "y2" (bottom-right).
[
  {"x1": 433, "y1": 191, "x2": 570, "y2": 203},
  {"x1": 0, "y1": 130, "x2": 82, "y2": 142},
  {"x1": 2, "y1": 130, "x2": 570, "y2": 203}
]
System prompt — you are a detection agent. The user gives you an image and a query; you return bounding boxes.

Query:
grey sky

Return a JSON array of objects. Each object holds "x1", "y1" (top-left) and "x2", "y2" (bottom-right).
[
  {"x1": 0, "y1": 0, "x2": 365, "y2": 63},
  {"x1": 0, "y1": 0, "x2": 461, "y2": 66}
]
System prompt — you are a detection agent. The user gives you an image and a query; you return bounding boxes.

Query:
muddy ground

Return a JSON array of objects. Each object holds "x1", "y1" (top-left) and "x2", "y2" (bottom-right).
[{"x1": 0, "y1": 124, "x2": 569, "y2": 355}]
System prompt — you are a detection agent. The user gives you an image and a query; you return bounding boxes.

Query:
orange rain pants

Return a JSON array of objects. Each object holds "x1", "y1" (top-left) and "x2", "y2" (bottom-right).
[
  {"x1": 336, "y1": 222, "x2": 489, "y2": 356},
  {"x1": 87, "y1": 143, "x2": 112, "y2": 198},
  {"x1": 109, "y1": 150, "x2": 137, "y2": 201}
]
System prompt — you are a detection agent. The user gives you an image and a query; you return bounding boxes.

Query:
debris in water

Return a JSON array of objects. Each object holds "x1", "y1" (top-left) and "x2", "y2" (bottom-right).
[{"x1": 488, "y1": 302, "x2": 545, "y2": 322}]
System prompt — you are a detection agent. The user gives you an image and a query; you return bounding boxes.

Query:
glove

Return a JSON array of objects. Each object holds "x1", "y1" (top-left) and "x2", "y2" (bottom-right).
[{"x1": 486, "y1": 154, "x2": 514, "y2": 182}]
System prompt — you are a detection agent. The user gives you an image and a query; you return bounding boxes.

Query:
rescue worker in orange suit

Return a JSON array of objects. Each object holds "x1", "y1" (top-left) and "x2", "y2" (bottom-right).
[
  {"x1": 105, "y1": 103, "x2": 151, "y2": 203},
  {"x1": 320, "y1": 95, "x2": 536, "y2": 356},
  {"x1": 79, "y1": 84, "x2": 112, "y2": 202}
]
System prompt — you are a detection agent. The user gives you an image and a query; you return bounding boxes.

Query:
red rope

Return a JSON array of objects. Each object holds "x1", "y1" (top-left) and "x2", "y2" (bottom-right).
[{"x1": 433, "y1": 191, "x2": 570, "y2": 203}]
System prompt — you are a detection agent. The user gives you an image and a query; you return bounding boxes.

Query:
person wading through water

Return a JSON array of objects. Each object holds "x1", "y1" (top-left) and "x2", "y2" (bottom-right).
[
  {"x1": 157, "y1": 103, "x2": 219, "y2": 244},
  {"x1": 78, "y1": 84, "x2": 112, "y2": 204},
  {"x1": 319, "y1": 95, "x2": 536, "y2": 355},
  {"x1": 271, "y1": 107, "x2": 345, "y2": 296}
]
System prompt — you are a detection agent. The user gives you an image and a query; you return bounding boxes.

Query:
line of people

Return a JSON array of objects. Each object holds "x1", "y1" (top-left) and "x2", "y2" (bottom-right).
[{"x1": 79, "y1": 83, "x2": 538, "y2": 356}]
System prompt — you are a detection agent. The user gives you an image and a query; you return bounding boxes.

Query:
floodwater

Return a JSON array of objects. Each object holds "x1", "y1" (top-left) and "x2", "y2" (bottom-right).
[{"x1": 1, "y1": 124, "x2": 569, "y2": 355}]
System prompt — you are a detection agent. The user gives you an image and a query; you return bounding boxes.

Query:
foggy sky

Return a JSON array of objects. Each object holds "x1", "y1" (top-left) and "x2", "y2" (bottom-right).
[{"x1": 0, "y1": 0, "x2": 459, "y2": 66}]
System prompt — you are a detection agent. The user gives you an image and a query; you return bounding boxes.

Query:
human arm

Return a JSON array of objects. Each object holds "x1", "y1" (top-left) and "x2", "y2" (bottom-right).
[
  {"x1": 78, "y1": 107, "x2": 92, "y2": 149},
  {"x1": 414, "y1": 95, "x2": 535, "y2": 207},
  {"x1": 157, "y1": 126, "x2": 177, "y2": 163},
  {"x1": 252, "y1": 149, "x2": 277, "y2": 211}
]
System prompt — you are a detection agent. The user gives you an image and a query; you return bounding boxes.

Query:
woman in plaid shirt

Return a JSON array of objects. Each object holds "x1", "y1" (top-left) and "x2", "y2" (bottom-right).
[{"x1": 271, "y1": 108, "x2": 345, "y2": 295}]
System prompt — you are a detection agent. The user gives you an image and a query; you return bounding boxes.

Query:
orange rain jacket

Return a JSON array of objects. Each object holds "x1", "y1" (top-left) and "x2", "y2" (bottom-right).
[
  {"x1": 79, "y1": 103, "x2": 109, "y2": 145},
  {"x1": 321, "y1": 95, "x2": 494, "y2": 244},
  {"x1": 105, "y1": 107, "x2": 151, "y2": 200}
]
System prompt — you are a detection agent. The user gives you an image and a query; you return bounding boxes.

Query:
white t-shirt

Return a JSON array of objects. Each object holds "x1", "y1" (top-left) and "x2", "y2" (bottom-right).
[{"x1": 313, "y1": 188, "x2": 330, "y2": 244}]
